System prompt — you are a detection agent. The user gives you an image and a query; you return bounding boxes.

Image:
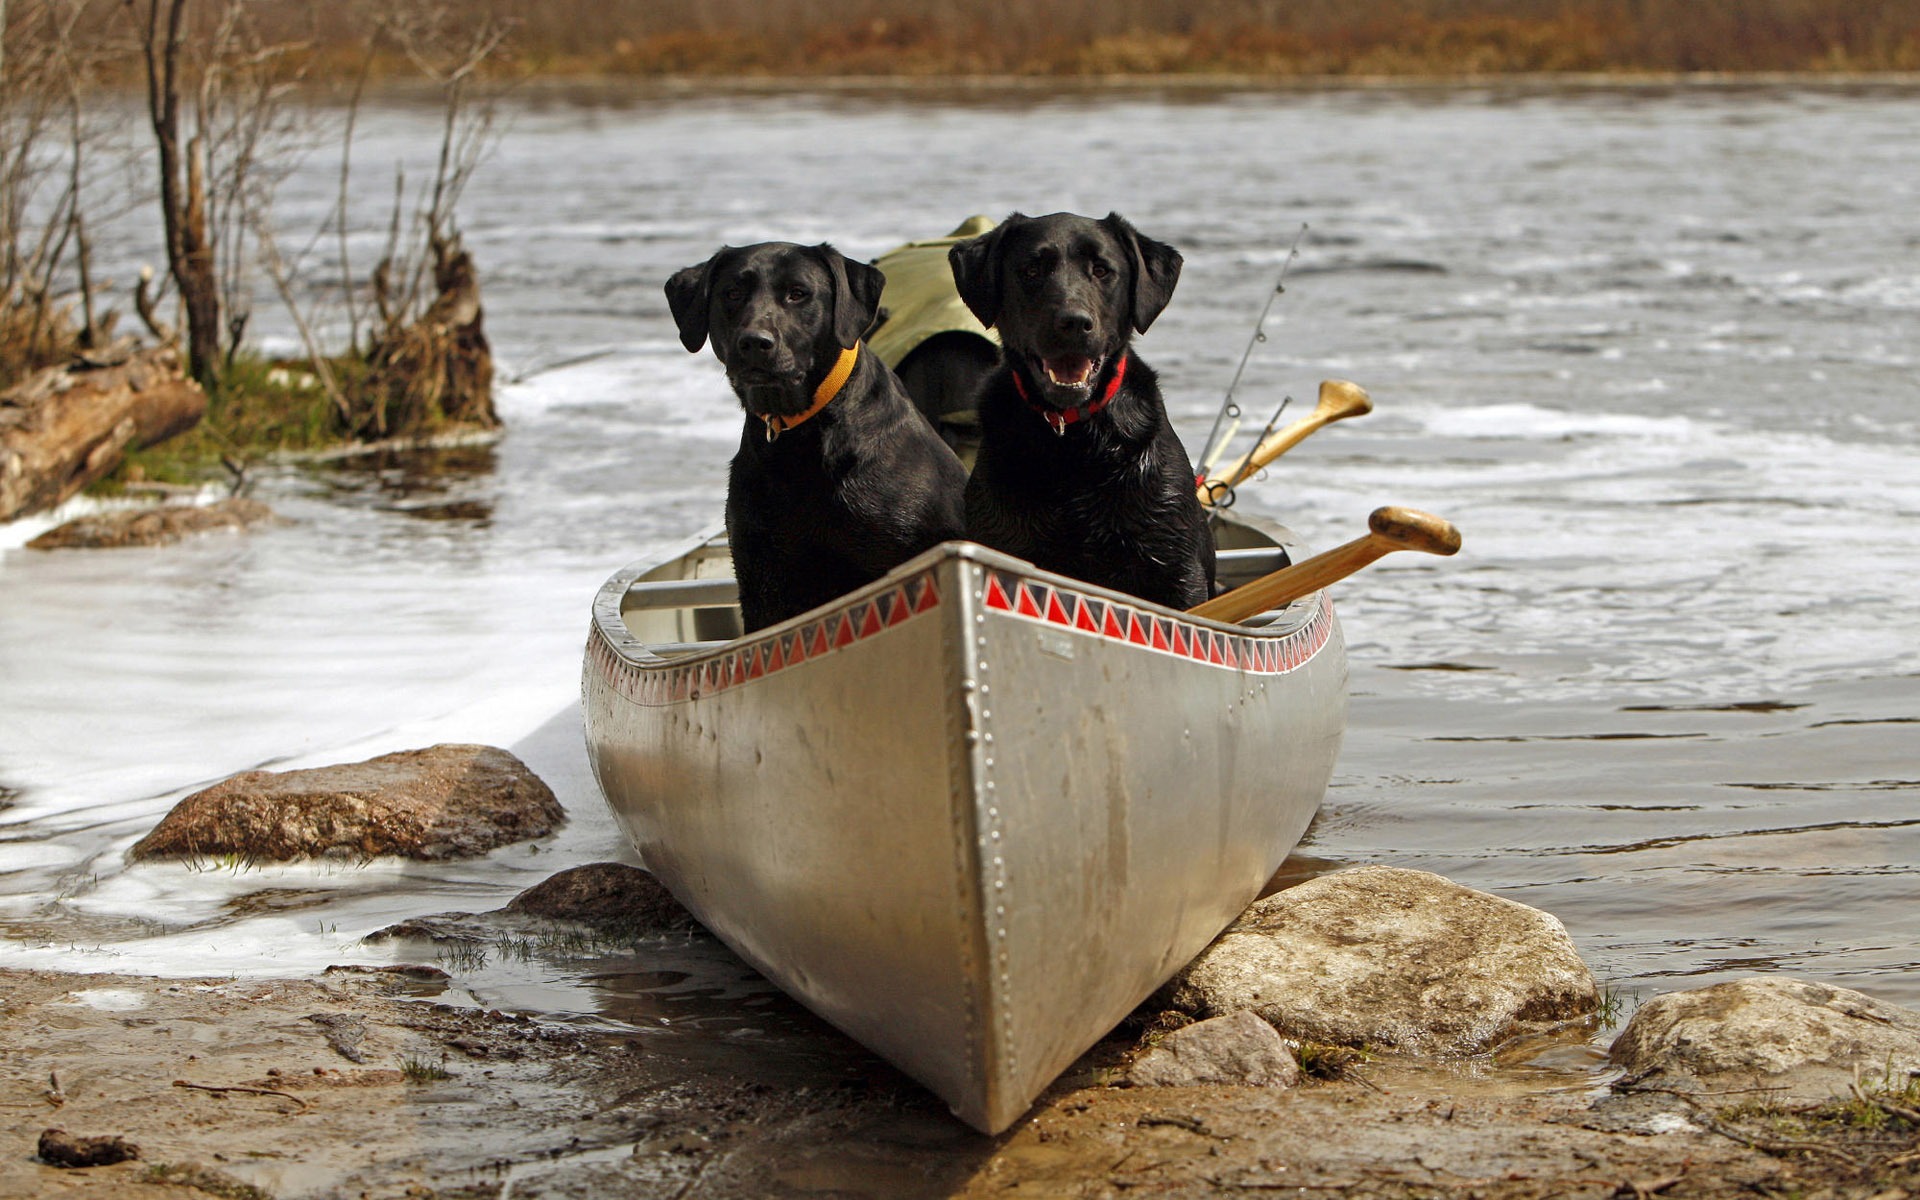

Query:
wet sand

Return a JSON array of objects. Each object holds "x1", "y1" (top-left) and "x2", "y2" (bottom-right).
[{"x1": 5, "y1": 966, "x2": 1910, "y2": 1199}]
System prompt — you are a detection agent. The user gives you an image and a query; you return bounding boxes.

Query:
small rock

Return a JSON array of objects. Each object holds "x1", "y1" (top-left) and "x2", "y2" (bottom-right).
[
  {"x1": 1159, "y1": 865, "x2": 1598, "y2": 1055},
  {"x1": 362, "y1": 916, "x2": 486, "y2": 944},
  {"x1": 27, "y1": 497, "x2": 276, "y2": 550},
  {"x1": 38, "y1": 1128, "x2": 141, "y2": 1168},
  {"x1": 505, "y1": 862, "x2": 699, "y2": 934},
  {"x1": 1125, "y1": 1010, "x2": 1302, "y2": 1089},
  {"x1": 130, "y1": 744, "x2": 564, "y2": 863},
  {"x1": 321, "y1": 963, "x2": 450, "y2": 982},
  {"x1": 305, "y1": 1012, "x2": 370, "y2": 1063},
  {"x1": 1609, "y1": 976, "x2": 1920, "y2": 1103}
]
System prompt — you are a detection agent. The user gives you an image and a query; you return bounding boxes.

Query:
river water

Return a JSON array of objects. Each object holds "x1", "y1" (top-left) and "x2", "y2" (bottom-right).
[{"x1": 2, "y1": 83, "x2": 1916, "y2": 1070}]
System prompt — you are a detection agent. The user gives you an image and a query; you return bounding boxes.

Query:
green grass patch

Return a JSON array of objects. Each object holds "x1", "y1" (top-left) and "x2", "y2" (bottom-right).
[
  {"x1": 400, "y1": 1054, "x2": 453, "y2": 1084},
  {"x1": 435, "y1": 940, "x2": 489, "y2": 973},
  {"x1": 1294, "y1": 1040, "x2": 1374, "y2": 1082},
  {"x1": 1719, "y1": 1064, "x2": 1920, "y2": 1140},
  {"x1": 107, "y1": 353, "x2": 363, "y2": 488},
  {"x1": 1595, "y1": 983, "x2": 1632, "y2": 1029}
]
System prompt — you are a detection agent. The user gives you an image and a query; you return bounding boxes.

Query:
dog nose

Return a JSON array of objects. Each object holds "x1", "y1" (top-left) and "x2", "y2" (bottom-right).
[
  {"x1": 1055, "y1": 310, "x2": 1094, "y2": 335},
  {"x1": 735, "y1": 329, "x2": 776, "y2": 361}
]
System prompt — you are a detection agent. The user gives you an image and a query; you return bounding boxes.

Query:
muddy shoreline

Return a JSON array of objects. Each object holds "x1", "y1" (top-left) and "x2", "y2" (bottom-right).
[{"x1": 5, "y1": 964, "x2": 1912, "y2": 1200}]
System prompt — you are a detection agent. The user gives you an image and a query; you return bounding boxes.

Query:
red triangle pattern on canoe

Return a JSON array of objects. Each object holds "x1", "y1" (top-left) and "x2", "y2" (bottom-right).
[
  {"x1": 971, "y1": 568, "x2": 1334, "y2": 681},
  {"x1": 1075, "y1": 600, "x2": 1100, "y2": 632},
  {"x1": 591, "y1": 570, "x2": 1335, "y2": 710},
  {"x1": 1016, "y1": 584, "x2": 1043, "y2": 619},
  {"x1": 592, "y1": 571, "x2": 950, "y2": 707}
]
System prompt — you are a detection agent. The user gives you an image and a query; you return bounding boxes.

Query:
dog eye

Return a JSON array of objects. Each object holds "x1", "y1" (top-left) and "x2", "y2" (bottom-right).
[
  {"x1": 784, "y1": 287, "x2": 811, "y2": 303},
  {"x1": 1020, "y1": 264, "x2": 1044, "y2": 281},
  {"x1": 1090, "y1": 262, "x2": 1112, "y2": 279},
  {"x1": 721, "y1": 287, "x2": 745, "y2": 304}
]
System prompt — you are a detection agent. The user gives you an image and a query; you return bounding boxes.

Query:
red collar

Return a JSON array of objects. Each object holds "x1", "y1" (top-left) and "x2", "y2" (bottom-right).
[{"x1": 1011, "y1": 353, "x2": 1128, "y2": 435}]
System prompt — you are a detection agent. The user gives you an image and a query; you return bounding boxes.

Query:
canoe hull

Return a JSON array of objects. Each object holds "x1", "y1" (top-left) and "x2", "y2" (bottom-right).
[{"x1": 584, "y1": 535, "x2": 1345, "y2": 1132}]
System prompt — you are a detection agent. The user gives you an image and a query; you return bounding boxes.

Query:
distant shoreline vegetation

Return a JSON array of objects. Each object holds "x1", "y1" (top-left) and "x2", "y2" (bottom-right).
[{"x1": 310, "y1": 0, "x2": 1920, "y2": 80}]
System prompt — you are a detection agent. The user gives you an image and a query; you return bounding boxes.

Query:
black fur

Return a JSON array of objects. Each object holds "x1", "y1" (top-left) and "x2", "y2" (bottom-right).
[
  {"x1": 949, "y1": 212, "x2": 1214, "y2": 610},
  {"x1": 666, "y1": 242, "x2": 967, "y2": 633}
]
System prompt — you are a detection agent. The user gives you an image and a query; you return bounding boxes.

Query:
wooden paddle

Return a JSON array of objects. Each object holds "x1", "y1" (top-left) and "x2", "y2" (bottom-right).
[
  {"x1": 1189, "y1": 506, "x2": 1461, "y2": 625},
  {"x1": 1197, "y1": 379, "x2": 1374, "y2": 507}
]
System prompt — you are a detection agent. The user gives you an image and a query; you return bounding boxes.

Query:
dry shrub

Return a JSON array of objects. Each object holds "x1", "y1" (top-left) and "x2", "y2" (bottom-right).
[
  {"x1": 1346, "y1": 14, "x2": 1612, "y2": 75},
  {"x1": 611, "y1": 30, "x2": 782, "y2": 76},
  {"x1": 351, "y1": 235, "x2": 496, "y2": 441},
  {"x1": 353, "y1": 248, "x2": 494, "y2": 440},
  {"x1": 1072, "y1": 32, "x2": 1199, "y2": 75}
]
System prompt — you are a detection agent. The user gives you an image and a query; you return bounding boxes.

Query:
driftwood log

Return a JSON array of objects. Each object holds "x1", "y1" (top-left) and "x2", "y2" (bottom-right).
[{"x1": 0, "y1": 346, "x2": 206, "y2": 522}]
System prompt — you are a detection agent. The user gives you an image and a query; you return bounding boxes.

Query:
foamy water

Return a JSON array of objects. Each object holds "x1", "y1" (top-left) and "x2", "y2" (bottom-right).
[{"x1": 2, "y1": 84, "x2": 1915, "y2": 1017}]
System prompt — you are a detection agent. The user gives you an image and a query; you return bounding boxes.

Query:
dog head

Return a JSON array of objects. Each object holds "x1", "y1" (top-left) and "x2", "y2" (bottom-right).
[
  {"x1": 665, "y1": 242, "x2": 884, "y2": 422},
  {"x1": 949, "y1": 212, "x2": 1182, "y2": 410}
]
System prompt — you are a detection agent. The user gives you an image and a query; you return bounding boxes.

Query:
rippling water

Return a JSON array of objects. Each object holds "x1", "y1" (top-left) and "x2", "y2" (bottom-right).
[{"x1": 3, "y1": 83, "x2": 1916, "y2": 1029}]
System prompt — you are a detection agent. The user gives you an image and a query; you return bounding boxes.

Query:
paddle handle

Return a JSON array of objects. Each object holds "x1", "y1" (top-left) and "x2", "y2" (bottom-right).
[
  {"x1": 1198, "y1": 380, "x2": 1373, "y2": 506},
  {"x1": 1189, "y1": 506, "x2": 1461, "y2": 624}
]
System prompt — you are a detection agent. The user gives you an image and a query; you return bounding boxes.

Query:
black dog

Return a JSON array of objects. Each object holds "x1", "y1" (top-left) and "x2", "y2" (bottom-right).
[
  {"x1": 666, "y1": 242, "x2": 967, "y2": 633},
  {"x1": 949, "y1": 212, "x2": 1215, "y2": 610}
]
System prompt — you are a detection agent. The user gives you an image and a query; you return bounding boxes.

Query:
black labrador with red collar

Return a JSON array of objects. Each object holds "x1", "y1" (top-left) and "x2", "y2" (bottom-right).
[
  {"x1": 949, "y1": 212, "x2": 1215, "y2": 609},
  {"x1": 667, "y1": 242, "x2": 967, "y2": 633}
]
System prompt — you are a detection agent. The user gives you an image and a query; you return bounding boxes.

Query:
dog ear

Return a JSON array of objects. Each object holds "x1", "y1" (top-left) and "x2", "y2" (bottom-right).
[
  {"x1": 1103, "y1": 213, "x2": 1183, "y2": 334},
  {"x1": 815, "y1": 244, "x2": 885, "y2": 349},
  {"x1": 948, "y1": 214, "x2": 1022, "y2": 330},
  {"x1": 664, "y1": 254, "x2": 719, "y2": 353}
]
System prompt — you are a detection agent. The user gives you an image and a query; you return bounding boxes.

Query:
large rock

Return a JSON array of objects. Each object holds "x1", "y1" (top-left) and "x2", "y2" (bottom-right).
[
  {"x1": 1159, "y1": 866, "x2": 1597, "y2": 1055},
  {"x1": 1609, "y1": 976, "x2": 1920, "y2": 1103},
  {"x1": 28, "y1": 497, "x2": 275, "y2": 549},
  {"x1": 1125, "y1": 1010, "x2": 1302, "y2": 1089},
  {"x1": 130, "y1": 744, "x2": 563, "y2": 863}
]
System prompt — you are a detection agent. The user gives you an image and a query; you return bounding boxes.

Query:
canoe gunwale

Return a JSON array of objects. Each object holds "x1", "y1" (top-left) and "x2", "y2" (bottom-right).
[{"x1": 591, "y1": 531, "x2": 1329, "y2": 675}]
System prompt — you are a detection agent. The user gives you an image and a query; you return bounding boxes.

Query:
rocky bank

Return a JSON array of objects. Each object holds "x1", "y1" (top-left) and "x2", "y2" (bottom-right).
[{"x1": 8, "y1": 756, "x2": 1914, "y2": 1198}]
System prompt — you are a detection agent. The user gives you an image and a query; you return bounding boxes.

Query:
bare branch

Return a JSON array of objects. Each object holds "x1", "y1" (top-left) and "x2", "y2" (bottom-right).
[{"x1": 253, "y1": 213, "x2": 349, "y2": 424}]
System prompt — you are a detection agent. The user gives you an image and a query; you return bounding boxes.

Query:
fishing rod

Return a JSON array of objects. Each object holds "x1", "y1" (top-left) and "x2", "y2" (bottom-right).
[
  {"x1": 1201, "y1": 395, "x2": 1291, "y2": 510},
  {"x1": 1197, "y1": 222, "x2": 1308, "y2": 484}
]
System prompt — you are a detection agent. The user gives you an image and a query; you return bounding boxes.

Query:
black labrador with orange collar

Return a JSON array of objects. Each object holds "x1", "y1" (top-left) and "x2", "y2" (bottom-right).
[
  {"x1": 950, "y1": 212, "x2": 1215, "y2": 609},
  {"x1": 667, "y1": 242, "x2": 967, "y2": 632}
]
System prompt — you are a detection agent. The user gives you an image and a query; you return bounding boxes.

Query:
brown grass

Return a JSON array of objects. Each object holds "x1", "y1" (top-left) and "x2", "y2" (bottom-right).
[
  {"x1": 430, "y1": 0, "x2": 1920, "y2": 78},
  {"x1": 15, "y1": 0, "x2": 1920, "y2": 86}
]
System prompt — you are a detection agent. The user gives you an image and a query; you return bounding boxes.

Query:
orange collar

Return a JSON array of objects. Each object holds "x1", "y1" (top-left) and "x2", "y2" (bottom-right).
[{"x1": 762, "y1": 345, "x2": 859, "y2": 441}]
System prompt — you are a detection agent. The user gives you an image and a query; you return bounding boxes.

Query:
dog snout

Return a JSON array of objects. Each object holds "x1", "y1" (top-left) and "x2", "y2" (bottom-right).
[
  {"x1": 734, "y1": 328, "x2": 777, "y2": 363},
  {"x1": 1054, "y1": 309, "x2": 1095, "y2": 336}
]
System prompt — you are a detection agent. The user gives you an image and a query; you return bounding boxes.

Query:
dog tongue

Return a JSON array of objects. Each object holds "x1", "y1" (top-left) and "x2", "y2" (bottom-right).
[{"x1": 1043, "y1": 356, "x2": 1094, "y2": 388}]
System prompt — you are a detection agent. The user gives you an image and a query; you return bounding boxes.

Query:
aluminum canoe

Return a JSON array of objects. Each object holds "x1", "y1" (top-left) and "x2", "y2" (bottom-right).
[{"x1": 581, "y1": 512, "x2": 1347, "y2": 1133}]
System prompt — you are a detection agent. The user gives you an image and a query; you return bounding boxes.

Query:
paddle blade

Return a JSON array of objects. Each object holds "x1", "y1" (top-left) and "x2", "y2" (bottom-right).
[{"x1": 1190, "y1": 506, "x2": 1461, "y2": 624}]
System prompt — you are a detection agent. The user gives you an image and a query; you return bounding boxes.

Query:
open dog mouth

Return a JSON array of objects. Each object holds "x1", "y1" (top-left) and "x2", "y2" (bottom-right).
[{"x1": 1038, "y1": 353, "x2": 1102, "y2": 391}]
